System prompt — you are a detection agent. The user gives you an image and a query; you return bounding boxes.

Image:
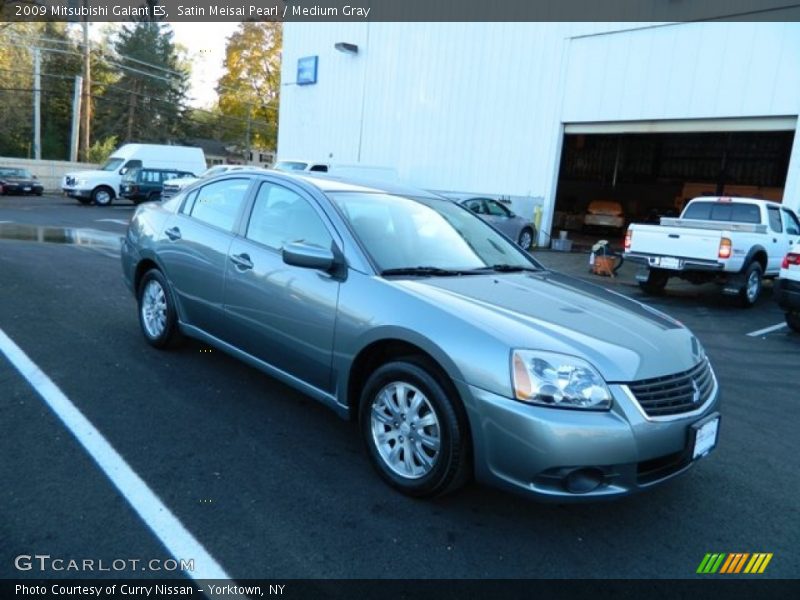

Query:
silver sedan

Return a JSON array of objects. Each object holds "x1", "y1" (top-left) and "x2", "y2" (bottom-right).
[
  {"x1": 460, "y1": 197, "x2": 536, "y2": 249},
  {"x1": 122, "y1": 171, "x2": 720, "y2": 501}
]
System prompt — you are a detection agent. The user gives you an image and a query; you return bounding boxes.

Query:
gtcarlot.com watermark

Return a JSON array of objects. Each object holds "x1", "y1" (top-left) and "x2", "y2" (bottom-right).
[{"x1": 14, "y1": 554, "x2": 194, "y2": 573}]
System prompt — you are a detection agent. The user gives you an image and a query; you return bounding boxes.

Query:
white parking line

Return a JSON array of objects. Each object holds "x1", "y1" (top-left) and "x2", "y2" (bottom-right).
[
  {"x1": 746, "y1": 323, "x2": 787, "y2": 337},
  {"x1": 0, "y1": 327, "x2": 232, "y2": 583},
  {"x1": 95, "y1": 218, "x2": 130, "y2": 226}
]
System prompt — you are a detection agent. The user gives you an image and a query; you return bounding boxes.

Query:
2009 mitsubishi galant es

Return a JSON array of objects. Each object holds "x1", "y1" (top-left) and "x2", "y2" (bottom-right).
[{"x1": 122, "y1": 170, "x2": 720, "y2": 501}]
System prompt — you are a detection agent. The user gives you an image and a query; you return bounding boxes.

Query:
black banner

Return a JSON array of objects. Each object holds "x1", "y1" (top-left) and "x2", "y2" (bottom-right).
[
  {"x1": 2, "y1": 579, "x2": 800, "y2": 600},
  {"x1": 2, "y1": 0, "x2": 800, "y2": 23}
]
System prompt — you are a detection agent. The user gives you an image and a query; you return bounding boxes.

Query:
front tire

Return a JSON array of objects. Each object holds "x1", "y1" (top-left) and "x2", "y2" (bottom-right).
[
  {"x1": 92, "y1": 186, "x2": 114, "y2": 206},
  {"x1": 785, "y1": 311, "x2": 800, "y2": 333},
  {"x1": 359, "y1": 359, "x2": 470, "y2": 498},
  {"x1": 137, "y1": 269, "x2": 183, "y2": 349},
  {"x1": 638, "y1": 268, "x2": 669, "y2": 295},
  {"x1": 738, "y1": 262, "x2": 763, "y2": 308}
]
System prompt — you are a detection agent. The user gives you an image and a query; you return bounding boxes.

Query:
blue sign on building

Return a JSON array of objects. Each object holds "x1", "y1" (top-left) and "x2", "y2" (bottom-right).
[{"x1": 297, "y1": 56, "x2": 318, "y2": 85}]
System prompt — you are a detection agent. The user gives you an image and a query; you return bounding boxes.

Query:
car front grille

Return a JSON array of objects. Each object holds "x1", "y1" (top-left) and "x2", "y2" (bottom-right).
[{"x1": 627, "y1": 358, "x2": 715, "y2": 418}]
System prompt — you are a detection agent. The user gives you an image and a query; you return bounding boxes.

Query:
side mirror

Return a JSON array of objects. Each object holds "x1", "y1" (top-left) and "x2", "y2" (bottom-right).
[
  {"x1": 282, "y1": 242, "x2": 336, "y2": 271},
  {"x1": 119, "y1": 168, "x2": 128, "y2": 175}
]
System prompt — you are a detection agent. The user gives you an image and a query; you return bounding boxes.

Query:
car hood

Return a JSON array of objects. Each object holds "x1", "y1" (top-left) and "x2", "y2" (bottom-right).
[
  {"x1": 65, "y1": 170, "x2": 111, "y2": 180},
  {"x1": 392, "y1": 271, "x2": 703, "y2": 382}
]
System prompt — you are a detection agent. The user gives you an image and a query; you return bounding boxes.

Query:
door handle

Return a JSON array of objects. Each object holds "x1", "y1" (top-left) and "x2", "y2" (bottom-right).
[
  {"x1": 165, "y1": 226, "x2": 181, "y2": 241},
  {"x1": 230, "y1": 253, "x2": 254, "y2": 270}
]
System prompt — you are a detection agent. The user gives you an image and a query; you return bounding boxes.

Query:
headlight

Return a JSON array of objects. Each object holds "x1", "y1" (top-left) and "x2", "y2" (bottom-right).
[{"x1": 512, "y1": 350, "x2": 612, "y2": 410}]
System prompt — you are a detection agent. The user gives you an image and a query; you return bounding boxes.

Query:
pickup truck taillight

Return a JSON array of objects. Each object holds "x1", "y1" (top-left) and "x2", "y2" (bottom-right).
[
  {"x1": 718, "y1": 237, "x2": 732, "y2": 259},
  {"x1": 782, "y1": 253, "x2": 800, "y2": 268},
  {"x1": 624, "y1": 230, "x2": 632, "y2": 251}
]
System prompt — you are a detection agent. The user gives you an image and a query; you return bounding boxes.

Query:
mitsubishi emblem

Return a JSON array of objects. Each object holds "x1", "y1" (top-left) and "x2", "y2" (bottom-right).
[{"x1": 691, "y1": 380, "x2": 701, "y2": 404}]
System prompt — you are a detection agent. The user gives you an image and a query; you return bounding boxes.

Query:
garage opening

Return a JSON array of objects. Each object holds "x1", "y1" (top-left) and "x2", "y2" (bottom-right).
[{"x1": 552, "y1": 122, "x2": 795, "y2": 249}]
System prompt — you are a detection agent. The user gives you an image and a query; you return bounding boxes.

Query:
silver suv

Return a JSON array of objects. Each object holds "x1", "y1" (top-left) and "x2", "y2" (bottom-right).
[{"x1": 122, "y1": 171, "x2": 720, "y2": 501}]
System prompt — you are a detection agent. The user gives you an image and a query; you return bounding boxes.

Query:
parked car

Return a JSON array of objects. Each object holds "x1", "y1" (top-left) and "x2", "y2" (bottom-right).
[
  {"x1": 162, "y1": 165, "x2": 251, "y2": 199},
  {"x1": 273, "y1": 159, "x2": 330, "y2": 173},
  {"x1": 0, "y1": 167, "x2": 44, "y2": 196},
  {"x1": 459, "y1": 197, "x2": 536, "y2": 249},
  {"x1": 62, "y1": 144, "x2": 206, "y2": 206},
  {"x1": 120, "y1": 168, "x2": 196, "y2": 204},
  {"x1": 584, "y1": 200, "x2": 625, "y2": 231},
  {"x1": 122, "y1": 171, "x2": 719, "y2": 501},
  {"x1": 775, "y1": 244, "x2": 800, "y2": 332},
  {"x1": 625, "y1": 197, "x2": 800, "y2": 307}
]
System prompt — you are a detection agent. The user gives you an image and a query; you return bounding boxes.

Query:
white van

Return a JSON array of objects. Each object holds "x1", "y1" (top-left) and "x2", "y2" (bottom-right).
[{"x1": 62, "y1": 144, "x2": 206, "y2": 206}]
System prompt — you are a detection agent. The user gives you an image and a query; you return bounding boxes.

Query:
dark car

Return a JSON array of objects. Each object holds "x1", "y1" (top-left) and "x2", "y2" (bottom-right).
[
  {"x1": 0, "y1": 167, "x2": 44, "y2": 196},
  {"x1": 120, "y1": 168, "x2": 196, "y2": 204}
]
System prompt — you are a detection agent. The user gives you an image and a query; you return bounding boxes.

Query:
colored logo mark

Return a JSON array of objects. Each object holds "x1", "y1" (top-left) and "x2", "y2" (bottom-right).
[{"x1": 697, "y1": 553, "x2": 773, "y2": 574}]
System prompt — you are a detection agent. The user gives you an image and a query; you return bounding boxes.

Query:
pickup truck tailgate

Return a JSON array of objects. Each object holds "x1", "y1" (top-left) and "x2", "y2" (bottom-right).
[{"x1": 629, "y1": 224, "x2": 722, "y2": 260}]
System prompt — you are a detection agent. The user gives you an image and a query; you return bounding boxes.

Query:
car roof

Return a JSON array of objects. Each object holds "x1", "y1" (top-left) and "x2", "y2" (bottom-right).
[{"x1": 215, "y1": 168, "x2": 444, "y2": 200}]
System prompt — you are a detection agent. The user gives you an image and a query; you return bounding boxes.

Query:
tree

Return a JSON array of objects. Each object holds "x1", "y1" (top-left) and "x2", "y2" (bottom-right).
[
  {"x1": 0, "y1": 22, "x2": 37, "y2": 157},
  {"x1": 94, "y1": 20, "x2": 190, "y2": 144},
  {"x1": 217, "y1": 22, "x2": 282, "y2": 152}
]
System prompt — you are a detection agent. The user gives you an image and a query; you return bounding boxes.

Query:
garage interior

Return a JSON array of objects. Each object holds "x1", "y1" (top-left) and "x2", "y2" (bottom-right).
[{"x1": 553, "y1": 127, "x2": 795, "y2": 248}]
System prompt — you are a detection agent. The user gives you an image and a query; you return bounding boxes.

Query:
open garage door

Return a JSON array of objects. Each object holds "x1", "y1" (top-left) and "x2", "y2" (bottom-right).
[{"x1": 552, "y1": 117, "x2": 796, "y2": 248}]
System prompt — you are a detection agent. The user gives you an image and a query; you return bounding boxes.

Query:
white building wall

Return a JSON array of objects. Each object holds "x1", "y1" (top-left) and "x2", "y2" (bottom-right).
[{"x1": 279, "y1": 22, "x2": 800, "y2": 236}]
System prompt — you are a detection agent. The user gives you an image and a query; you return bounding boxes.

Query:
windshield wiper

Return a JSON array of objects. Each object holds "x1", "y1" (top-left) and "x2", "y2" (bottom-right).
[
  {"x1": 380, "y1": 266, "x2": 481, "y2": 277},
  {"x1": 471, "y1": 264, "x2": 541, "y2": 273}
]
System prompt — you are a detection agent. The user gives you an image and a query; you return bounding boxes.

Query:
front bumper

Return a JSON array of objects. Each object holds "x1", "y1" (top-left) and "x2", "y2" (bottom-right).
[
  {"x1": 63, "y1": 187, "x2": 92, "y2": 199},
  {"x1": 461, "y1": 378, "x2": 720, "y2": 501},
  {"x1": 774, "y1": 278, "x2": 800, "y2": 312}
]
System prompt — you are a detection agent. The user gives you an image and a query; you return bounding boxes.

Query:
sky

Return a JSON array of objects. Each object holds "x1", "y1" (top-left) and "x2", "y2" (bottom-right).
[{"x1": 169, "y1": 22, "x2": 240, "y2": 108}]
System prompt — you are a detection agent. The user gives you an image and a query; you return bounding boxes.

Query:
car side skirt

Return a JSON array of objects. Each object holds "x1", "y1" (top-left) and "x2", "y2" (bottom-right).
[{"x1": 179, "y1": 322, "x2": 349, "y2": 419}]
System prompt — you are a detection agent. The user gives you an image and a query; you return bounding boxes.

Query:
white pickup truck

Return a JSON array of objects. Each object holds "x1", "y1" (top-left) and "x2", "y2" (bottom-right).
[{"x1": 624, "y1": 197, "x2": 800, "y2": 307}]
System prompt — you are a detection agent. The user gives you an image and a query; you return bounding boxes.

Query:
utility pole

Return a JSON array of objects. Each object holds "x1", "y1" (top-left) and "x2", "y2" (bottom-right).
[
  {"x1": 70, "y1": 76, "x2": 83, "y2": 162},
  {"x1": 33, "y1": 47, "x2": 41, "y2": 160},
  {"x1": 244, "y1": 104, "x2": 252, "y2": 165},
  {"x1": 81, "y1": 10, "x2": 91, "y2": 161}
]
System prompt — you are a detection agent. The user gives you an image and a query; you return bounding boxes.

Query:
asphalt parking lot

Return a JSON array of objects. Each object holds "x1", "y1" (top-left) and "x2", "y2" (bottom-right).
[{"x1": 1, "y1": 194, "x2": 798, "y2": 582}]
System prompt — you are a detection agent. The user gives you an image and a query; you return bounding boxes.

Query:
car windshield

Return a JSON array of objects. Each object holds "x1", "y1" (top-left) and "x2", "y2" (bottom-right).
[
  {"x1": 274, "y1": 161, "x2": 308, "y2": 171},
  {"x1": 329, "y1": 192, "x2": 540, "y2": 274},
  {"x1": 682, "y1": 201, "x2": 761, "y2": 224},
  {"x1": 0, "y1": 168, "x2": 27, "y2": 177},
  {"x1": 100, "y1": 158, "x2": 125, "y2": 172},
  {"x1": 122, "y1": 168, "x2": 140, "y2": 182}
]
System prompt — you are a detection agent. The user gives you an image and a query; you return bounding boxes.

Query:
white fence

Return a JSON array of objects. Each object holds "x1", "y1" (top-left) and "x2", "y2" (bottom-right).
[{"x1": 0, "y1": 157, "x2": 99, "y2": 193}]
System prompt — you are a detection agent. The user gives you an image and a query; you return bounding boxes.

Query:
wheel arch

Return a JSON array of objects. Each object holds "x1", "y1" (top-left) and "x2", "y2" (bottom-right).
[
  {"x1": 344, "y1": 334, "x2": 467, "y2": 424},
  {"x1": 743, "y1": 245, "x2": 768, "y2": 271}
]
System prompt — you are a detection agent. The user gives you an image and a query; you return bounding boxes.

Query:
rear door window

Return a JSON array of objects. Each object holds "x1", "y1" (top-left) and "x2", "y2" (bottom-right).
[{"x1": 188, "y1": 178, "x2": 251, "y2": 232}]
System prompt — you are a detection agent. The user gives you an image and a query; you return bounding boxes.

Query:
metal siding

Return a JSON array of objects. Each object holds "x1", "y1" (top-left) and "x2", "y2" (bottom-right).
[{"x1": 280, "y1": 22, "x2": 800, "y2": 222}]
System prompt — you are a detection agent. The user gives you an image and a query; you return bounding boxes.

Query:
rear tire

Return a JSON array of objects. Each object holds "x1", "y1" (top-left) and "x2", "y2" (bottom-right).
[
  {"x1": 518, "y1": 227, "x2": 534, "y2": 250},
  {"x1": 137, "y1": 269, "x2": 183, "y2": 349},
  {"x1": 785, "y1": 311, "x2": 800, "y2": 333},
  {"x1": 638, "y1": 268, "x2": 669, "y2": 295},
  {"x1": 738, "y1": 262, "x2": 763, "y2": 308},
  {"x1": 359, "y1": 358, "x2": 470, "y2": 498}
]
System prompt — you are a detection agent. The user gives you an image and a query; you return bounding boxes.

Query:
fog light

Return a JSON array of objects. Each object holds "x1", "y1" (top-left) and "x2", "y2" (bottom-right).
[{"x1": 563, "y1": 468, "x2": 606, "y2": 494}]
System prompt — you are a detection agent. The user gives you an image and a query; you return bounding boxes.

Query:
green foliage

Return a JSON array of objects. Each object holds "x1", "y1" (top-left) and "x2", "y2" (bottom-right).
[
  {"x1": 217, "y1": 22, "x2": 282, "y2": 150},
  {"x1": 94, "y1": 21, "x2": 190, "y2": 145},
  {"x1": 86, "y1": 135, "x2": 118, "y2": 164}
]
